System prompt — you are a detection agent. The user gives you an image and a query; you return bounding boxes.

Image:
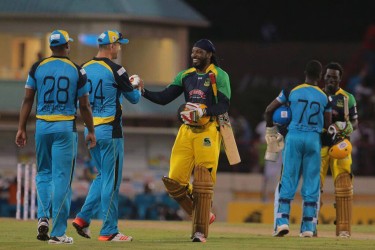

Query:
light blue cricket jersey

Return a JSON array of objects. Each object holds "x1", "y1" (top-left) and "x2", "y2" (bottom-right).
[
  {"x1": 82, "y1": 57, "x2": 140, "y2": 139},
  {"x1": 277, "y1": 83, "x2": 331, "y2": 133},
  {"x1": 26, "y1": 56, "x2": 88, "y2": 134}
]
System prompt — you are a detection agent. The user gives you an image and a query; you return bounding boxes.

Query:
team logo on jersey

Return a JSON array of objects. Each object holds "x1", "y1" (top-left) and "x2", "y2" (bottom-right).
[
  {"x1": 203, "y1": 137, "x2": 211, "y2": 147},
  {"x1": 204, "y1": 78, "x2": 210, "y2": 87},
  {"x1": 336, "y1": 99, "x2": 344, "y2": 108},
  {"x1": 117, "y1": 67, "x2": 126, "y2": 76}
]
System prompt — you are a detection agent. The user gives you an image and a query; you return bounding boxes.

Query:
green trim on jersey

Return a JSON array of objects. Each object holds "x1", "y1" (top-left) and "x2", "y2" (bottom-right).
[
  {"x1": 171, "y1": 64, "x2": 231, "y2": 99},
  {"x1": 335, "y1": 88, "x2": 356, "y2": 109}
]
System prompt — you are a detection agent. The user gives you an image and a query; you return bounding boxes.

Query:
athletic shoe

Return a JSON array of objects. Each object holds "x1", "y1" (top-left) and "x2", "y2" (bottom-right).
[
  {"x1": 338, "y1": 231, "x2": 350, "y2": 238},
  {"x1": 192, "y1": 232, "x2": 206, "y2": 243},
  {"x1": 272, "y1": 224, "x2": 289, "y2": 237},
  {"x1": 72, "y1": 217, "x2": 91, "y2": 238},
  {"x1": 37, "y1": 218, "x2": 50, "y2": 241},
  {"x1": 48, "y1": 235, "x2": 73, "y2": 244},
  {"x1": 299, "y1": 231, "x2": 314, "y2": 238},
  {"x1": 209, "y1": 212, "x2": 216, "y2": 224},
  {"x1": 98, "y1": 233, "x2": 133, "y2": 242}
]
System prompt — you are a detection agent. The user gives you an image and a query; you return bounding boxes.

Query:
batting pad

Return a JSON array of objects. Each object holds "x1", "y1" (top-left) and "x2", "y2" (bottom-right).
[
  {"x1": 192, "y1": 166, "x2": 214, "y2": 238},
  {"x1": 162, "y1": 176, "x2": 193, "y2": 216},
  {"x1": 335, "y1": 173, "x2": 353, "y2": 236}
]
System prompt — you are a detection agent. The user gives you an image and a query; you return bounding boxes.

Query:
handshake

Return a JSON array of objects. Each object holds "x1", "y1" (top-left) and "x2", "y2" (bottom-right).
[
  {"x1": 264, "y1": 126, "x2": 284, "y2": 162},
  {"x1": 328, "y1": 121, "x2": 353, "y2": 140}
]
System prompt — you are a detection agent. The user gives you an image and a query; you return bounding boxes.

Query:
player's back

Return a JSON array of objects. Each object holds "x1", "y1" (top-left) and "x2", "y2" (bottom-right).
[
  {"x1": 83, "y1": 58, "x2": 123, "y2": 139},
  {"x1": 28, "y1": 57, "x2": 86, "y2": 134},
  {"x1": 287, "y1": 83, "x2": 329, "y2": 133},
  {"x1": 33, "y1": 57, "x2": 81, "y2": 116}
]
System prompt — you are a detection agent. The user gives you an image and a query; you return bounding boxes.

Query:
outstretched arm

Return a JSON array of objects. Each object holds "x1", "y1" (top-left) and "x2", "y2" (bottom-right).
[{"x1": 143, "y1": 85, "x2": 183, "y2": 105}]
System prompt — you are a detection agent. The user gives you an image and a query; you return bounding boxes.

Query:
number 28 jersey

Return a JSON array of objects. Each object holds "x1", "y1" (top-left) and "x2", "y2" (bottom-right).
[
  {"x1": 26, "y1": 56, "x2": 89, "y2": 134},
  {"x1": 277, "y1": 83, "x2": 331, "y2": 133}
]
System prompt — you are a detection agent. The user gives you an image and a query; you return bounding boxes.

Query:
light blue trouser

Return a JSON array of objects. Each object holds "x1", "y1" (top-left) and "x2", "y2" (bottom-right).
[
  {"x1": 35, "y1": 132, "x2": 77, "y2": 237},
  {"x1": 77, "y1": 138, "x2": 124, "y2": 236},
  {"x1": 274, "y1": 131, "x2": 321, "y2": 233}
]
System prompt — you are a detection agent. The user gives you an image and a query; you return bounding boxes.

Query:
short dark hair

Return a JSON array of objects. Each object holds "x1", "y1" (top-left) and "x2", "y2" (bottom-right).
[
  {"x1": 305, "y1": 60, "x2": 322, "y2": 80},
  {"x1": 50, "y1": 43, "x2": 68, "y2": 52},
  {"x1": 324, "y1": 62, "x2": 344, "y2": 77}
]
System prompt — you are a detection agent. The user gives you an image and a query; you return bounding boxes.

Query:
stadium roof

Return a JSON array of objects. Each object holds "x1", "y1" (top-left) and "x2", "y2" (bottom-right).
[{"x1": 0, "y1": 0, "x2": 209, "y2": 27}]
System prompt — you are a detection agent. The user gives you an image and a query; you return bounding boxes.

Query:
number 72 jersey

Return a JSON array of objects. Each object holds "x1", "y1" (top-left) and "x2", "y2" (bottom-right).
[
  {"x1": 26, "y1": 56, "x2": 88, "y2": 133},
  {"x1": 277, "y1": 83, "x2": 331, "y2": 133}
]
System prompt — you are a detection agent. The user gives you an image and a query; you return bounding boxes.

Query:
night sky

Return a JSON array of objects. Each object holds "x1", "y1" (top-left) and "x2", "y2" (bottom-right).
[{"x1": 185, "y1": 0, "x2": 375, "y2": 42}]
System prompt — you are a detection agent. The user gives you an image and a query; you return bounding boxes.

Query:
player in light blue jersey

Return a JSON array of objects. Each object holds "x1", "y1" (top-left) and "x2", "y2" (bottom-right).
[
  {"x1": 264, "y1": 60, "x2": 332, "y2": 238},
  {"x1": 72, "y1": 30, "x2": 141, "y2": 242},
  {"x1": 15, "y1": 30, "x2": 96, "y2": 244}
]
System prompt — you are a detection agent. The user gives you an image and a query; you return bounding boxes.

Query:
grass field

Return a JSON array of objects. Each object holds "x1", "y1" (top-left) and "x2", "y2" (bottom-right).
[{"x1": 0, "y1": 218, "x2": 374, "y2": 249}]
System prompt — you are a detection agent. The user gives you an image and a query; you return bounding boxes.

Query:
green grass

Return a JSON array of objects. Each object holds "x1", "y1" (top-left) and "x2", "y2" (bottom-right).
[{"x1": 0, "y1": 218, "x2": 374, "y2": 249}]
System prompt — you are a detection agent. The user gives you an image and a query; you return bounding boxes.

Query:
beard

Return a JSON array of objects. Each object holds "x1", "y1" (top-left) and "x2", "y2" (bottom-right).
[
  {"x1": 325, "y1": 84, "x2": 336, "y2": 94},
  {"x1": 193, "y1": 59, "x2": 208, "y2": 71}
]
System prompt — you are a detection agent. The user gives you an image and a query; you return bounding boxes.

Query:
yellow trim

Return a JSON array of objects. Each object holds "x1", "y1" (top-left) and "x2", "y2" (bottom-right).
[
  {"x1": 205, "y1": 63, "x2": 217, "y2": 75},
  {"x1": 291, "y1": 83, "x2": 326, "y2": 95},
  {"x1": 83, "y1": 60, "x2": 113, "y2": 73},
  {"x1": 58, "y1": 30, "x2": 70, "y2": 42},
  {"x1": 108, "y1": 30, "x2": 118, "y2": 43},
  {"x1": 335, "y1": 88, "x2": 349, "y2": 98},
  {"x1": 93, "y1": 116, "x2": 115, "y2": 126},
  {"x1": 39, "y1": 57, "x2": 76, "y2": 69},
  {"x1": 36, "y1": 114, "x2": 75, "y2": 121},
  {"x1": 182, "y1": 64, "x2": 217, "y2": 77}
]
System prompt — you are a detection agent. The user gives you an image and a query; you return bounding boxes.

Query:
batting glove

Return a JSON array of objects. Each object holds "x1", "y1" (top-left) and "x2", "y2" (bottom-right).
[
  {"x1": 180, "y1": 110, "x2": 199, "y2": 124},
  {"x1": 265, "y1": 126, "x2": 284, "y2": 161}
]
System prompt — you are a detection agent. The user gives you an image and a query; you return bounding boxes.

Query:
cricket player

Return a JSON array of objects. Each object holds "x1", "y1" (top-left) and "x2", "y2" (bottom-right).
[
  {"x1": 15, "y1": 30, "x2": 96, "y2": 244},
  {"x1": 265, "y1": 60, "x2": 332, "y2": 238},
  {"x1": 320, "y1": 62, "x2": 358, "y2": 238},
  {"x1": 141, "y1": 39, "x2": 231, "y2": 242},
  {"x1": 72, "y1": 30, "x2": 141, "y2": 242}
]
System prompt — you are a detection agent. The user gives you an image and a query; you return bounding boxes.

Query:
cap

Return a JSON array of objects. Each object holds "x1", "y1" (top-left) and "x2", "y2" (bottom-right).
[
  {"x1": 193, "y1": 39, "x2": 216, "y2": 53},
  {"x1": 98, "y1": 30, "x2": 129, "y2": 45},
  {"x1": 49, "y1": 30, "x2": 73, "y2": 47}
]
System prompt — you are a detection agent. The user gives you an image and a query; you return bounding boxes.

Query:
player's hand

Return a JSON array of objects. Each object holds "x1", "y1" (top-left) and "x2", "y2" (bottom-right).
[
  {"x1": 265, "y1": 126, "x2": 284, "y2": 161},
  {"x1": 180, "y1": 109, "x2": 199, "y2": 124},
  {"x1": 185, "y1": 102, "x2": 205, "y2": 117},
  {"x1": 329, "y1": 121, "x2": 353, "y2": 138},
  {"x1": 15, "y1": 130, "x2": 27, "y2": 147},
  {"x1": 85, "y1": 132, "x2": 97, "y2": 149},
  {"x1": 336, "y1": 121, "x2": 353, "y2": 137}
]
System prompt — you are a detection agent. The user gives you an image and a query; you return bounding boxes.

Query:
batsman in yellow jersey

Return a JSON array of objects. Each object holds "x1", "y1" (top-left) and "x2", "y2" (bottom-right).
[
  {"x1": 320, "y1": 62, "x2": 358, "y2": 238},
  {"x1": 141, "y1": 39, "x2": 231, "y2": 243}
]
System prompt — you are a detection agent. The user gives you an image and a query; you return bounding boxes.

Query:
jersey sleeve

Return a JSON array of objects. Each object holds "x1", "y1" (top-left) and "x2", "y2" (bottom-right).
[
  {"x1": 123, "y1": 89, "x2": 141, "y2": 104},
  {"x1": 276, "y1": 89, "x2": 288, "y2": 104},
  {"x1": 76, "y1": 66, "x2": 89, "y2": 98},
  {"x1": 25, "y1": 61, "x2": 41, "y2": 90},
  {"x1": 112, "y1": 64, "x2": 134, "y2": 92},
  {"x1": 348, "y1": 93, "x2": 358, "y2": 120},
  {"x1": 216, "y1": 68, "x2": 231, "y2": 100},
  {"x1": 143, "y1": 70, "x2": 185, "y2": 105}
]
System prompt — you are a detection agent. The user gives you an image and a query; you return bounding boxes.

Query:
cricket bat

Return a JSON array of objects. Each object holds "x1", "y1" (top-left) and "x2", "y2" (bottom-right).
[
  {"x1": 343, "y1": 95, "x2": 349, "y2": 121},
  {"x1": 209, "y1": 73, "x2": 241, "y2": 165}
]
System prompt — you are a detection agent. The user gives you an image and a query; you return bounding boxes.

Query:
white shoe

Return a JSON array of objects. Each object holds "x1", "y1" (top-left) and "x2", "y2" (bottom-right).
[
  {"x1": 192, "y1": 232, "x2": 206, "y2": 243},
  {"x1": 272, "y1": 224, "x2": 289, "y2": 237},
  {"x1": 299, "y1": 231, "x2": 314, "y2": 238},
  {"x1": 98, "y1": 232, "x2": 133, "y2": 242},
  {"x1": 338, "y1": 231, "x2": 350, "y2": 238},
  {"x1": 48, "y1": 235, "x2": 74, "y2": 244}
]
